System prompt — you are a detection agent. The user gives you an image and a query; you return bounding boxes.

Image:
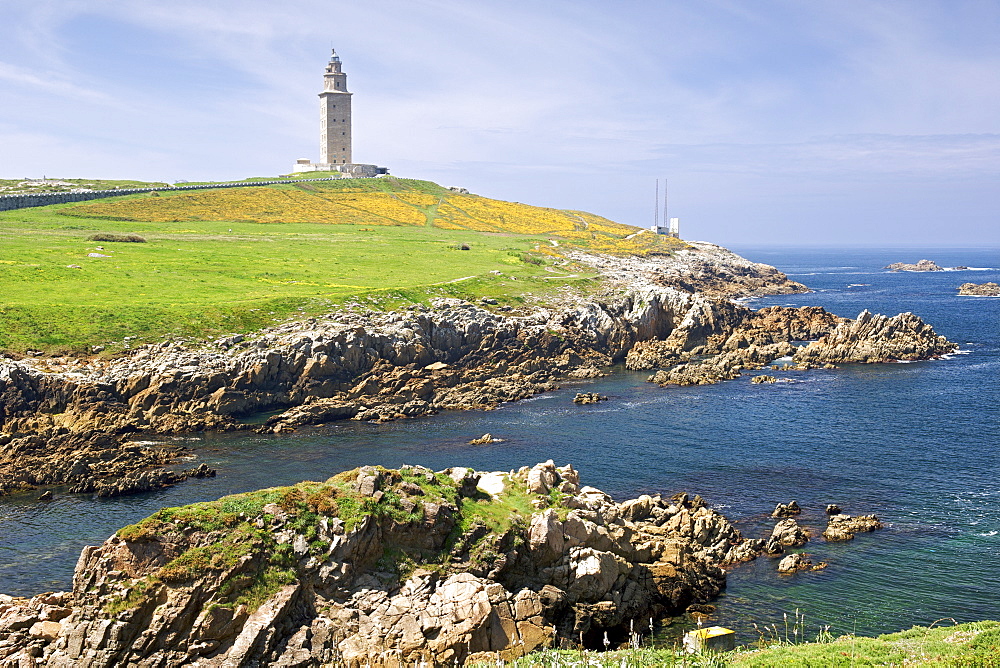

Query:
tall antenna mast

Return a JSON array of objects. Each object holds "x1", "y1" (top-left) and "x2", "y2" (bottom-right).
[
  {"x1": 663, "y1": 178, "x2": 668, "y2": 225},
  {"x1": 654, "y1": 179, "x2": 659, "y2": 228}
]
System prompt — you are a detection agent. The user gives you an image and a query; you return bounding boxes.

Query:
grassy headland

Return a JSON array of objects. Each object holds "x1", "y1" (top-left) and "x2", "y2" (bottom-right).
[
  {"x1": 0, "y1": 176, "x2": 685, "y2": 354},
  {"x1": 487, "y1": 620, "x2": 1000, "y2": 666}
]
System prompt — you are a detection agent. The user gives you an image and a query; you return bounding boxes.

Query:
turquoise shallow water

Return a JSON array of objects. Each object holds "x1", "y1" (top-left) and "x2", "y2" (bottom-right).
[{"x1": 1, "y1": 246, "x2": 997, "y2": 642}]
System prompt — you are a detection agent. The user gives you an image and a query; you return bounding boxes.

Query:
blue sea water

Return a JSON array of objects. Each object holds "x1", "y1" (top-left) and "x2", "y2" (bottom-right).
[{"x1": 1, "y1": 246, "x2": 997, "y2": 642}]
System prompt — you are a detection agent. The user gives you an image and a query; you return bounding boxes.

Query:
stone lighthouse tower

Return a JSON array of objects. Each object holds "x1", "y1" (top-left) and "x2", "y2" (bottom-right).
[
  {"x1": 319, "y1": 49, "x2": 352, "y2": 165},
  {"x1": 292, "y1": 50, "x2": 386, "y2": 175}
]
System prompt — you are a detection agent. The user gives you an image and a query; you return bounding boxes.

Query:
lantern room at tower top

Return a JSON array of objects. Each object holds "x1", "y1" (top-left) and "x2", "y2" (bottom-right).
[{"x1": 293, "y1": 49, "x2": 388, "y2": 177}]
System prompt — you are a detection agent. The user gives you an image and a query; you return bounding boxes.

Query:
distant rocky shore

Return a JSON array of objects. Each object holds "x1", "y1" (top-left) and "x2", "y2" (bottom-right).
[
  {"x1": 0, "y1": 461, "x2": 881, "y2": 666},
  {"x1": 958, "y1": 282, "x2": 1000, "y2": 296},
  {"x1": 0, "y1": 241, "x2": 955, "y2": 498}
]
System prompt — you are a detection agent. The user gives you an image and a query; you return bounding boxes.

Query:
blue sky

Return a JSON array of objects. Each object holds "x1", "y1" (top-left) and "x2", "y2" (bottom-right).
[{"x1": 1, "y1": 0, "x2": 998, "y2": 246}]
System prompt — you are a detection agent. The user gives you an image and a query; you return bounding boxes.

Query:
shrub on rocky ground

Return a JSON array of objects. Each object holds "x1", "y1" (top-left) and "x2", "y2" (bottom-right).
[{"x1": 86, "y1": 233, "x2": 146, "y2": 242}]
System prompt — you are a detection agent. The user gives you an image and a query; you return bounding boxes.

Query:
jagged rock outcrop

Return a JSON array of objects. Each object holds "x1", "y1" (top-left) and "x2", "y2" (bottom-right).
[
  {"x1": 645, "y1": 304, "x2": 953, "y2": 387},
  {"x1": 772, "y1": 501, "x2": 802, "y2": 518},
  {"x1": 823, "y1": 514, "x2": 883, "y2": 542},
  {"x1": 958, "y1": 282, "x2": 1000, "y2": 296},
  {"x1": 648, "y1": 342, "x2": 795, "y2": 386},
  {"x1": 624, "y1": 339, "x2": 687, "y2": 371},
  {"x1": 0, "y1": 430, "x2": 211, "y2": 497},
  {"x1": 885, "y1": 259, "x2": 944, "y2": 272},
  {"x1": 572, "y1": 392, "x2": 607, "y2": 404},
  {"x1": 776, "y1": 553, "x2": 826, "y2": 573},
  {"x1": 776, "y1": 553, "x2": 810, "y2": 573},
  {"x1": 792, "y1": 311, "x2": 957, "y2": 364},
  {"x1": 640, "y1": 304, "x2": 844, "y2": 385},
  {"x1": 765, "y1": 519, "x2": 809, "y2": 554},
  {"x1": 568, "y1": 241, "x2": 809, "y2": 299},
  {"x1": 0, "y1": 462, "x2": 767, "y2": 667}
]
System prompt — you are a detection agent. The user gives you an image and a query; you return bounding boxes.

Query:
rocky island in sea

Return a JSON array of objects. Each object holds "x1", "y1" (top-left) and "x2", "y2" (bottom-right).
[
  {"x1": 884, "y1": 259, "x2": 970, "y2": 272},
  {"x1": 958, "y1": 281, "x2": 1000, "y2": 296}
]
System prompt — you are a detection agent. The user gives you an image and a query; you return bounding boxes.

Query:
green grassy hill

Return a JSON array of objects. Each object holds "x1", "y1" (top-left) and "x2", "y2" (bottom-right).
[{"x1": 0, "y1": 176, "x2": 683, "y2": 354}]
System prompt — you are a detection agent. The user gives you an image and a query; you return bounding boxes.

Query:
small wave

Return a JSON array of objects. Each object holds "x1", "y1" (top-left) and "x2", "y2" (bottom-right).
[
  {"x1": 978, "y1": 531, "x2": 998, "y2": 537},
  {"x1": 126, "y1": 440, "x2": 166, "y2": 446},
  {"x1": 941, "y1": 350, "x2": 972, "y2": 359}
]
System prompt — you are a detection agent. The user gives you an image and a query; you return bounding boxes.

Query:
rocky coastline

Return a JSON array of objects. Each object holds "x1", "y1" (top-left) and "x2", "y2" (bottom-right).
[
  {"x1": 0, "y1": 241, "x2": 956, "y2": 498},
  {"x1": 0, "y1": 461, "x2": 881, "y2": 666}
]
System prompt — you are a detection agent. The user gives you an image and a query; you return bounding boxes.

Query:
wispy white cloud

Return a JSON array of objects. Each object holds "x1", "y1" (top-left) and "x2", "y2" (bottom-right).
[{"x1": 0, "y1": 61, "x2": 113, "y2": 103}]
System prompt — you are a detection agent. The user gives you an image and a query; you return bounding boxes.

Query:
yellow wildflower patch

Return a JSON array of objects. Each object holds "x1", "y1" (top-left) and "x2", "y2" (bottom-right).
[{"x1": 59, "y1": 179, "x2": 682, "y2": 255}]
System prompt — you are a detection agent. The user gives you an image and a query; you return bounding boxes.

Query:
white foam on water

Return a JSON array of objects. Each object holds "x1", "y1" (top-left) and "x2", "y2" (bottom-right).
[
  {"x1": 518, "y1": 393, "x2": 559, "y2": 403},
  {"x1": 977, "y1": 531, "x2": 998, "y2": 537}
]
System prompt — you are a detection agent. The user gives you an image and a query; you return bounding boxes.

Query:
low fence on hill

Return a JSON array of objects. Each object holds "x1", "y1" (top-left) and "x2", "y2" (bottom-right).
[{"x1": 0, "y1": 176, "x2": 354, "y2": 213}]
